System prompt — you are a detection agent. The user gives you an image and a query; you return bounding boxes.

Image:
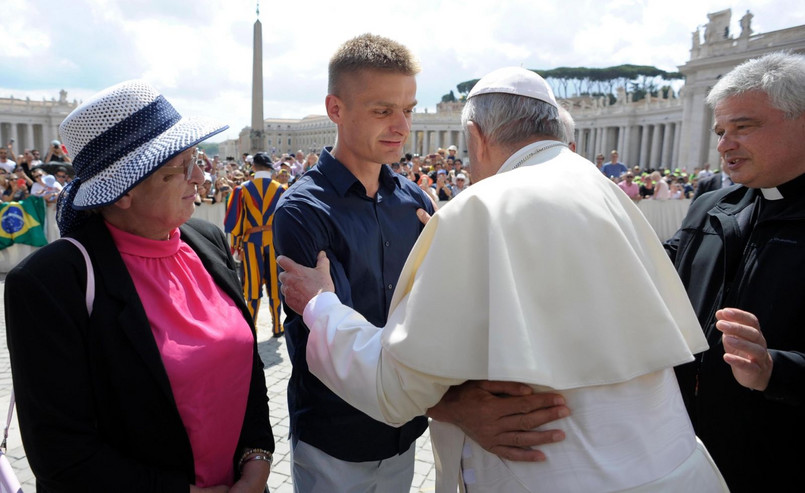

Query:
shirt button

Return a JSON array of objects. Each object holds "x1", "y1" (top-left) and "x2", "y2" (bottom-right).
[
  {"x1": 387, "y1": 284, "x2": 393, "y2": 290},
  {"x1": 384, "y1": 241, "x2": 390, "y2": 247}
]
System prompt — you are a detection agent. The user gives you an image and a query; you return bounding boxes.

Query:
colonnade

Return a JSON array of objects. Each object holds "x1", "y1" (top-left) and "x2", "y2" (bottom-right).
[
  {"x1": 406, "y1": 128, "x2": 465, "y2": 158},
  {"x1": 0, "y1": 121, "x2": 54, "y2": 154},
  {"x1": 575, "y1": 121, "x2": 684, "y2": 171}
]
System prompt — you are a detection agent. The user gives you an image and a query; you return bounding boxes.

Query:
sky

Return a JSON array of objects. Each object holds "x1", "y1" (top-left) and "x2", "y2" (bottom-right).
[{"x1": 3, "y1": 0, "x2": 805, "y2": 142}]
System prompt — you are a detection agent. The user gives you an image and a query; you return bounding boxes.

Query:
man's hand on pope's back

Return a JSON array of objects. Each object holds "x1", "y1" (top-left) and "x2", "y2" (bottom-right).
[
  {"x1": 277, "y1": 251, "x2": 335, "y2": 314},
  {"x1": 427, "y1": 381, "x2": 569, "y2": 462}
]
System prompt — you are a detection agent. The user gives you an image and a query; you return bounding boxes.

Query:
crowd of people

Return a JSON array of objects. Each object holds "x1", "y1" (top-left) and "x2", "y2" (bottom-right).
[
  {"x1": 156, "y1": 145, "x2": 475, "y2": 221},
  {"x1": 592, "y1": 148, "x2": 718, "y2": 201},
  {"x1": 1, "y1": 141, "x2": 72, "y2": 205},
  {"x1": 3, "y1": 31, "x2": 803, "y2": 493},
  {"x1": 3, "y1": 137, "x2": 726, "y2": 213}
]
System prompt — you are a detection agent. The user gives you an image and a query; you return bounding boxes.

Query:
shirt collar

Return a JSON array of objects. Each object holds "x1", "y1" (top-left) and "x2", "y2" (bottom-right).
[
  {"x1": 497, "y1": 140, "x2": 567, "y2": 175},
  {"x1": 105, "y1": 220, "x2": 182, "y2": 258},
  {"x1": 318, "y1": 146, "x2": 400, "y2": 197},
  {"x1": 762, "y1": 172, "x2": 805, "y2": 201}
]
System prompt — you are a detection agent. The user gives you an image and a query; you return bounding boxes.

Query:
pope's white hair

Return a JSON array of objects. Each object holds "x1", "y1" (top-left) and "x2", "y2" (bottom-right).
[
  {"x1": 462, "y1": 93, "x2": 562, "y2": 153},
  {"x1": 557, "y1": 106, "x2": 576, "y2": 145}
]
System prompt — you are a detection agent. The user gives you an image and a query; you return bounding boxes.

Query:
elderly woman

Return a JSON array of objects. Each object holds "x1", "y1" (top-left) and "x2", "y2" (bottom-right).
[
  {"x1": 5, "y1": 80, "x2": 274, "y2": 493},
  {"x1": 650, "y1": 171, "x2": 671, "y2": 200}
]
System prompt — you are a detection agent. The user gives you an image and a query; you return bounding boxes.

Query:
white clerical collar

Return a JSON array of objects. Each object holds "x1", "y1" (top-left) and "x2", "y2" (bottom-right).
[
  {"x1": 496, "y1": 140, "x2": 567, "y2": 175},
  {"x1": 760, "y1": 187, "x2": 784, "y2": 200},
  {"x1": 254, "y1": 170, "x2": 273, "y2": 180}
]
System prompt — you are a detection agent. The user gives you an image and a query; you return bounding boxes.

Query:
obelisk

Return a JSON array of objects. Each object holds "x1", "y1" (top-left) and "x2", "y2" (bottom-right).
[{"x1": 250, "y1": 2, "x2": 264, "y2": 154}]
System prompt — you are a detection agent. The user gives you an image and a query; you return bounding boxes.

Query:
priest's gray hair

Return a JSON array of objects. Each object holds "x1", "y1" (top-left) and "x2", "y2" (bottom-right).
[
  {"x1": 462, "y1": 93, "x2": 562, "y2": 152},
  {"x1": 706, "y1": 51, "x2": 805, "y2": 119}
]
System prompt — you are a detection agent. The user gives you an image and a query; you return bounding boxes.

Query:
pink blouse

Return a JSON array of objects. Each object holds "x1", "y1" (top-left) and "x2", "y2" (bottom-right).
[{"x1": 106, "y1": 221, "x2": 253, "y2": 487}]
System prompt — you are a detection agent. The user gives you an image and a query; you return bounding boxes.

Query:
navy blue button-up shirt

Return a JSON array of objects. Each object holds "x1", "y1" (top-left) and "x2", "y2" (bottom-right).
[{"x1": 273, "y1": 147, "x2": 433, "y2": 461}]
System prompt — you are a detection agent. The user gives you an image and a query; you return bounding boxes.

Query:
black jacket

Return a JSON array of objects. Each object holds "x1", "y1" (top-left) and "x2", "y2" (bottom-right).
[
  {"x1": 665, "y1": 177, "x2": 805, "y2": 492},
  {"x1": 691, "y1": 172, "x2": 730, "y2": 203},
  {"x1": 5, "y1": 217, "x2": 274, "y2": 492}
]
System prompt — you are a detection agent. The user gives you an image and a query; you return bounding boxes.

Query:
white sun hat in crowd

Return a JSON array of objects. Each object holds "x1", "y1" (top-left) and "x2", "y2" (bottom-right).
[
  {"x1": 42, "y1": 174, "x2": 63, "y2": 191},
  {"x1": 56, "y1": 79, "x2": 227, "y2": 235},
  {"x1": 467, "y1": 67, "x2": 558, "y2": 108}
]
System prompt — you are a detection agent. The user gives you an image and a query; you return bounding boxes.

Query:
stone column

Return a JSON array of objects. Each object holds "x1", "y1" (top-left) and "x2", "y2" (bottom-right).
[
  {"x1": 623, "y1": 126, "x2": 632, "y2": 167},
  {"x1": 639, "y1": 125, "x2": 650, "y2": 167},
  {"x1": 423, "y1": 131, "x2": 430, "y2": 155},
  {"x1": 617, "y1": 126, "x2": 625, "y2": 157},
  {"x1": 650, "y1": 124, "x2": 663, "y2": 168},
  {"x1": 10, "y1": 122, "x2": 18, "y2": 149},
  {"x1": 458, "y1": 130, "x2": 466, "y2": 160},
  {"x1": 662, "y1": 123, "x2": 673, "y2": 169},
  {"x1": 595, "y1": 127, "x2": 603, "y2": 155},
  {"x1": 672, "y1": 122, "x2": 683, "y2": 171},
  {"x1": 23, "y1": 124, "x2": 32, "y2": 152},
  {"x1": 576, "y1": 129, "x2": 585, "y2": 157},
  {"x1": 33, "y1": 124, "x2": 43, "y2": 152}
]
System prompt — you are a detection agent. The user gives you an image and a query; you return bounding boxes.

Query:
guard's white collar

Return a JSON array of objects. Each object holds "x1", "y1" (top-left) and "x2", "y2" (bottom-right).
[
  {"x1": 254, "y1": 170, "x2": 273, "y2": 180},
  {"x1": 496, "y1": 140, "x2": 567, "y2": 175}
]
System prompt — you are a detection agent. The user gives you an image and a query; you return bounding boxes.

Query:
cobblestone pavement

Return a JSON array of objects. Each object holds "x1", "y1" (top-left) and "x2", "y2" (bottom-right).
[{"x1": 0, "y1": 276, "x2": 436, "y2": 492}]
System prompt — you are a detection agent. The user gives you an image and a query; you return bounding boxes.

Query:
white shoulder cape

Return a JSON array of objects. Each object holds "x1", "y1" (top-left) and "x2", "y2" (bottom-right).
[{"x1": 380, "y1": 146, "x2": 707, "y2": 389}]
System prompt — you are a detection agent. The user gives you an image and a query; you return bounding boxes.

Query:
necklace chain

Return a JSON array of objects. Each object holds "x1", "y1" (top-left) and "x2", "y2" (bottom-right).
[{"x1": 510, "y1": 142, "x2": 567, "y2": 171}]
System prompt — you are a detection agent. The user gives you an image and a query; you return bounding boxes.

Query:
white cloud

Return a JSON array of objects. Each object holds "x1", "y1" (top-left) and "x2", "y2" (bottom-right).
[{"x1": 1, "y1": 0, "x2": 803, "y2": 141}]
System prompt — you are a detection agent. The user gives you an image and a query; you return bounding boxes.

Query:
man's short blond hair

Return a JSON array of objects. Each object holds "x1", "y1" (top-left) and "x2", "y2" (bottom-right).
[{"x1": 328, "y1": 33, "x2": 420, "y2": 96}]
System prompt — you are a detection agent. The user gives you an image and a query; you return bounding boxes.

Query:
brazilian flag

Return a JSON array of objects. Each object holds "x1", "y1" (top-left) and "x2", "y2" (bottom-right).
[{"x1": 0, "y1": 196, "x2": 48, "y2": 250}]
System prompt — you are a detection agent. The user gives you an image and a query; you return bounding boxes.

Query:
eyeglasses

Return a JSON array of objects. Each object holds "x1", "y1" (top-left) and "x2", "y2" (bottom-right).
[
  {"x1": 159, "y1": 149, "x2": 200, "y2": 181},
  {"x1": 55, "y1": 173, "x2": 67, "y2": 179}
]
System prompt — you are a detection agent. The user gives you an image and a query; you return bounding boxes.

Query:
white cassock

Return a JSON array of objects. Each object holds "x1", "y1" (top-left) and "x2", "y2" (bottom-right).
[{"x1": 305, "y1": 141, "x2": 729, "y2": 492}]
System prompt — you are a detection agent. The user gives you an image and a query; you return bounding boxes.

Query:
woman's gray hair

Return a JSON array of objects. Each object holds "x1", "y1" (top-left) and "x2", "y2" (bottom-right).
[
  {"x1": 462, "y1": 93, "x2": 562, "y2": 152},
  {"x1": 706, "y1": 51, "x2": 805, "y2": 119}
]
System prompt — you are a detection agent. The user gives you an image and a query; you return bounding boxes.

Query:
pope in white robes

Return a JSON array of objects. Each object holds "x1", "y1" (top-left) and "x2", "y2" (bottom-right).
[{"x1": 278, "y1": 67, "x2": 728, "y2": 493}]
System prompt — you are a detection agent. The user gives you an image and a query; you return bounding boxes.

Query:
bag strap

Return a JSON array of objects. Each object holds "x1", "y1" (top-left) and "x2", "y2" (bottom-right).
[
  {"x1": 1, "y1": 391, "x2": 13, "y2": 452},
  {"x1": 2, "y1": 238, "x2": 95, "y2": 453},
  {"x1": 60, "y1": 237, "x2": 95, "y2": 316}
]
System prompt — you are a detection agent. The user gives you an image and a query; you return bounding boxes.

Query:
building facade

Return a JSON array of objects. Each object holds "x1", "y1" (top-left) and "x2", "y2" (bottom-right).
[
  {"x1": 223, "y1": 107, "x2": 467, "y2": 161},
  {"x1": 220, "y1": 9, "x2": 805, "y2": 171},
  {"x1": 7, "y1": 10, "x2": 802, "y2": 170},
  {"x1": 0, "y1": 90, "x2": 77, "y2": 154}
]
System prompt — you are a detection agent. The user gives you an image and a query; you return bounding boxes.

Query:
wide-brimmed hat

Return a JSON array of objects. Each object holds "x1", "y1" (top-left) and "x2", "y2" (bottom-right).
[{"x1": 56, "y1": 79, "x2": 227, "y2": 235}]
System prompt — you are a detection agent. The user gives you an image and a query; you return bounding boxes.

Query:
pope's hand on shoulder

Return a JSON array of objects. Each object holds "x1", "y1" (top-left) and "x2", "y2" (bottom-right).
[
  {"x1": 277, "y1": 251, "x2": 335, "y2": 314},
  {"x1": 715, "y1": 307, "x2": 773, "y2": 391},
  {"x1": 416, "y1": 208, "x2": 431, "y2": 225}
]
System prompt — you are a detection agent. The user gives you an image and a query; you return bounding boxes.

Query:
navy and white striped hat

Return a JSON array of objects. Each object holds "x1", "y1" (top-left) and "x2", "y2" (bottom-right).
[{"x1": 56, "y1": 79, "x2": 227, "y2": 236}]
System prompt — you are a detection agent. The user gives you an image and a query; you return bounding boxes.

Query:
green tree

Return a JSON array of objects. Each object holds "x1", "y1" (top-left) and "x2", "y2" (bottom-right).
[{"x1": 453, "y1": 65, "x2": 684, "y2": 103}]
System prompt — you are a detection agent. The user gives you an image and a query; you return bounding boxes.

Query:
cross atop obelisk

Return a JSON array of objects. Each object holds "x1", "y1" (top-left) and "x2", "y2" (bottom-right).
[{"x1": 250, "y1": 2, "x2": 265, "y2": 154}]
